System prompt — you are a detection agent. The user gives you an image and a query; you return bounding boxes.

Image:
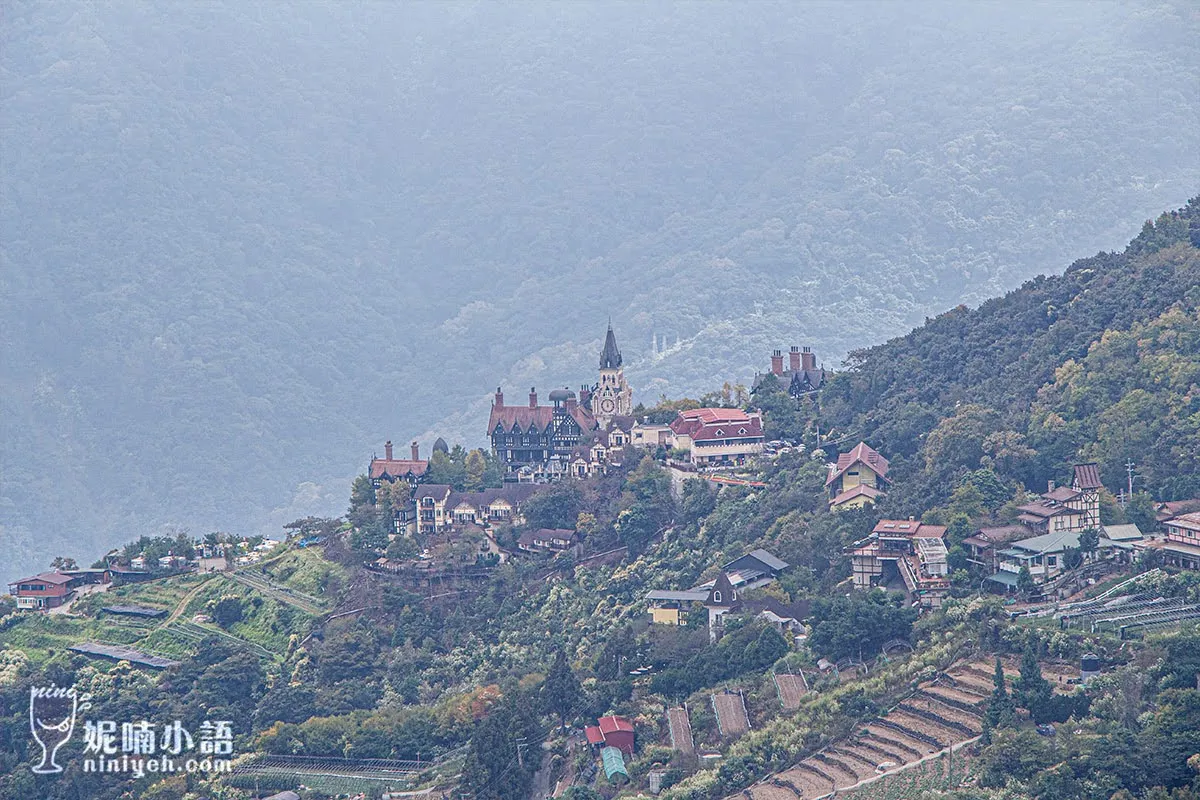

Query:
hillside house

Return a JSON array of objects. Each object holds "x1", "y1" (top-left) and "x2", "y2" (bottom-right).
[
  {"x1": 751, "y1": 345, "x2": 828, "y2": 398},
  {"x1": 631, "y1": 421, "x2": 673, "y2": 448},
  {"x1": 369, "y1": 440, "x2": 429, "y2": 487},
  {"x1": 962, "y1": 525, "x2": 1029, "y2": 572},
  {"x1": 646, "y1": 549, "x2": 791, "y2": 631},
  {"x1": 1015, "y1": 464, "x2": 1102, "y2": 534},
  {"x1": 1159, "y1": 511, "x2": 1200, "y2": 569},
  {"x1": 668, "y1": 408, "x2": 765, "y2": 466},
  {"x1": 825, "y1": 442, "x2": 890, "y2": 510},
  {"x1": 1154, "y1": 499, "x2": 1200, "y2": 524},
  {"x1": 849, "y1": 519, "x2": 950, "y2": 608},
  {"x1": 987, "y1": 528, "x2": 1131, "y2": 591},
  {"x1": 8, "y1": 572, "x2": 81, "y2": 610},
  {"x1": 416, "y1": 484, "x2": 542, "y2": 535},
  {"x1": 517, "y1": 528, "x2": 578, "y2": 553},
  {"x1": 585, "y1": 715, "x2": 635, "y2": 756}
]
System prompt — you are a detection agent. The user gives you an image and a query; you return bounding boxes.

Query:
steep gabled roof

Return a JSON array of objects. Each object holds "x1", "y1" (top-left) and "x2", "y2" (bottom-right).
[
  {"x1": 414, "y1": 484, "x2": 452, "y2": 501},
  {"x1": 706, "y1": 572, "x2": 737, "y2": 607},
  {"x1": 488, "y1": 404, "x2": 555, "y2": 433},
  {"x1": 825, "y1": 442, "x2": 890, "y2": 487},
  {"x1": 599, "y1": 325, "x2": 622, "y2": 369},
  {"x1": 1073, "y1": 463, "x2": 1103, "y2": 490},
  {"x1": 369, "y1": 458, "x2": 428, "y2": 480},
  {"x1": 830, "y1": 483, "x2": 885, "y2": 506}
]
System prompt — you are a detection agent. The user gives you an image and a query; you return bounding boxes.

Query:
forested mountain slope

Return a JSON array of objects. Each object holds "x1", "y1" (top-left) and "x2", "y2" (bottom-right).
[
  {"x1": 2, "y1": 1, "x2": 1199, "y2": 583},
  {"x1": 814, "y1": 199, "x2": 1200, "y2": 513}
]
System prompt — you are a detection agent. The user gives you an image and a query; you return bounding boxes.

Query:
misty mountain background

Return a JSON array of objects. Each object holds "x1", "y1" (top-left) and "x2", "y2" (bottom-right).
[{"x1": 1, "y1": 0, "x2": 1197, "y2": 584}]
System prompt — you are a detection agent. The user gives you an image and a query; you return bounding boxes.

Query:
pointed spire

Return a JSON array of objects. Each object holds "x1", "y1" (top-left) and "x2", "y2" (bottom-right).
[{"x1": 599, "y1": 323, "x2": 622, "y2": 370}]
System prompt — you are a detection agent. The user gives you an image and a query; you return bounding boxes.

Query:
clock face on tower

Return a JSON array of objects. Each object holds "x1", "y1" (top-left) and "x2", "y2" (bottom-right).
[{"x1": 600, "y1": 398, "x2": 616, "y2": 414}]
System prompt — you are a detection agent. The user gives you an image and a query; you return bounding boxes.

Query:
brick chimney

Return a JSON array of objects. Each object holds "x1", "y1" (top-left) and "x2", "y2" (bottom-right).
[
  {"x1": 411, "y1": 441, "x2": 420, "y2": 461},
  {"x1": 789, "y1": 346, "x2": 801, "y2": 372},
  {"x1": 801, "y1": 346, "x2": 816, "y2": 371},
  {"x1": 771, "y1": 349, "x2": 784, "y2": 376},
  {"x1": 494, "y1": 387, "x2": 504, "y2": 407},
  {"x1": 579, "y1": 384, "x2": 591, "y2": 404},
  {"x1": 529, "y1": 387, "x2": 538, "y2": 408},
  {"x1": 385, "y1": 440, "x2": 393, "y2": 460}
]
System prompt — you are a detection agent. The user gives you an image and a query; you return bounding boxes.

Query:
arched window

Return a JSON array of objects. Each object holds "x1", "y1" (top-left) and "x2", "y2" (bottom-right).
[{"x1": 712, "y1": 590, "x2": 722, "y2": 603}]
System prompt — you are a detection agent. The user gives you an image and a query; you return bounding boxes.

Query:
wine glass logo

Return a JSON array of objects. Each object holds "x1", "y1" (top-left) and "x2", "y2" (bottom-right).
[{"x1": 29, "y1": 685, "x2": 83, "y2": 774}]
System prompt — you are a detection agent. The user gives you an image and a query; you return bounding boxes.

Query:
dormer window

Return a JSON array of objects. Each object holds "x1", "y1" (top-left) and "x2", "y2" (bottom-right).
[
  {"x1": 716, "y1": 429, "x2": 724, "y2": 436},
  {"x1": 712, "y1": 590, "x2": 722, "y2": 603}
]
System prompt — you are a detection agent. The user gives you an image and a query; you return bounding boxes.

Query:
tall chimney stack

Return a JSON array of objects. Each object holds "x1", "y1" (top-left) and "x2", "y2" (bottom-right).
[
  {"x1": 789, "y1": 346, "x2": 801, "y2": 372},
  {"x1": 529, "y1": 387, "x2": 538, "y2": 408},
  {"x1": 771, "y1": 350, "x2": 784, "y2": 376},
  {"x1": 385, "y1": 440, "x2": 393, "y2": 460},
  {"x1": 411, "y1": 441, "x2": 419, "y2": 461},
  {"x1": 494, "y1": 387, "x2": 504, "y2": 407},
  {"x1": 801, "y1": 346, "x2": 816, "y2": 371}
]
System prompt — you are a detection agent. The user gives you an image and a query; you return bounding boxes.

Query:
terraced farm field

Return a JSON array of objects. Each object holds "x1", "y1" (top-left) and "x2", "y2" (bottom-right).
[
  {"x1": 713, "y1": 691, "x2": 750, "y2": 738},
  {"x1": 774, "y1": 671, "x2": 808, "y2": 711},
  {"x1": 731, "y1": 658, "x2": 1001, "y2": 799},
  {"x1": 668, "y1": 706, "x2": 696, "y2": 754}
]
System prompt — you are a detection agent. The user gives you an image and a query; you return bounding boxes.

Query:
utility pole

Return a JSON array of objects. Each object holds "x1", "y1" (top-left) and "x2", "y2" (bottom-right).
[
  {"x1": 1126, "y1": 460, "x2": 1136, "y2": 503},
  {"x1": 515, "y1": 737, "x2": 528, "y2": 769}
]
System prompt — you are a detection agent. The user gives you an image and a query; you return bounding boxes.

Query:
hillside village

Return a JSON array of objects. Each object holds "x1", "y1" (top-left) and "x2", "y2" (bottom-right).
[{"x1": 2, "y1": 204, "x2": 1200, "y2": 800}]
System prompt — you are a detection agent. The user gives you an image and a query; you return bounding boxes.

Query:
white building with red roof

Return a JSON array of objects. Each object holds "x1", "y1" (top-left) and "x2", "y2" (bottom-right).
[
  {"x1": 826, "y1": 442, "x2": 890, "y2": 510},
  {"x1": 668, "y1": 407, "x2": 764, "y2": 466}
]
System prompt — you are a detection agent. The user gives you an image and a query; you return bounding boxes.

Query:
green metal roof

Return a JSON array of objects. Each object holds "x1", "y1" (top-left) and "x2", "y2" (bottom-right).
[
  {"x1": 986, "y1": 571, "x2": 1022, "y2": 587},
  {"x1": 601, "y1": 746, "x2": 628, "y2": 780}
]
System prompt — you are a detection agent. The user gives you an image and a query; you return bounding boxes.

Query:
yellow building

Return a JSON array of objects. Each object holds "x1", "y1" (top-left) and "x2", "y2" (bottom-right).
[{"x1": 826, "y1": 442, "x2": 890, "y2": 510}]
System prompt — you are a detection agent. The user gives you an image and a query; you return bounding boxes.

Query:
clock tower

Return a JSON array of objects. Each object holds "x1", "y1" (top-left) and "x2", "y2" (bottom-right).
[{"x1": 593, "y1": 324, "x2": 632, "y2": 427}]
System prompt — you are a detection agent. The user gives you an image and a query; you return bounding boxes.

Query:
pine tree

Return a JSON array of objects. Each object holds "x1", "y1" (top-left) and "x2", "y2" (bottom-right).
[
  {"x1": 980, "y1": 712, "x2": 993, "y2": 746},
  {"x1": 1015, "y1": 641, "x2": 1051, "y2": 713},
  {"x1": 986, "y1": 657, "x2": 1015, "y2": 728},
  {"x1": 543, "y1": 649, "x2": 583, "y2": 730}
]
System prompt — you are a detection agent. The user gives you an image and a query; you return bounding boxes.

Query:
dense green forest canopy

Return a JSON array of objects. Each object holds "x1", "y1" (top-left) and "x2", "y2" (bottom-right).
[
  {"x1": 2, "y1": 0, "x2": 1199, "y2": 584},
  {"x1": 805, "y1": 199, "x2": 1200, "y2": 515}
]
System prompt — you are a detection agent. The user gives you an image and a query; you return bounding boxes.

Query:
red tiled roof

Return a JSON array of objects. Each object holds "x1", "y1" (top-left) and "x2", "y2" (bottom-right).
[
  {"x1": 1157, "y1": 499, "x2": 1200, "y2": 521},
  {"x1": 1167, "y1": 512, "x2": 1200, "y2": 532},
  {"x1": 569, "y1": 405, "x2": 598, "y2": 432},
  {"x1": 584, "y1": 726, "x2": 605, "y2": 745},
  {"x1": 670, "y1": 409, "x2": 763, "y2": 442},
  {"x1": 1073, "y1": 463, "x2": 1103, "y2": 490},
  {"x1": 871, "y1": 520, "x2": 947, "y2": 539},
  {"x1": 825, "y1": 442, "x2": 889, "y2": 487},
  {"x1": 677, "y1": 408, "x2": 752, "y2": 424},
  {"x1": 830, "y1": 484, "x2": 884, "y2": 506},
  {"x1": 369, "y1": 459, "x2": 428, "y2": 480},
  {"x1": 10, "y1": 572, "x2": 75, "y2": 586},
  {"x1": 598, "y1": 716, "x2": 634, "y2": 734},
  {"x1": 489, "y1": 404, "x2": 555, "y2": 433},
  {"x1": 1043, "y1": 486, "x2": 1081, "y2": 502}
]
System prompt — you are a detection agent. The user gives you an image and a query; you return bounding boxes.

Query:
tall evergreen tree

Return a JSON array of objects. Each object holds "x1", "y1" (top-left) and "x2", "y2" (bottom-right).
[
  {"x1": 987, "y1": 657, "x2": 1015, "y2": 728},
  {"x1": 543, "y1": 650, "x2": 583, "y2": 730},
  {"x1": 1015, "y1": 641, "x2": 1052, "y2": 712}
]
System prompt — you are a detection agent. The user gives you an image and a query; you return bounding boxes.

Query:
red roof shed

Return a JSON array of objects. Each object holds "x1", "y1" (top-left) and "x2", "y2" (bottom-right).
[{"x1": 596, "y1": 715, "x2": 635, "y2": 756}]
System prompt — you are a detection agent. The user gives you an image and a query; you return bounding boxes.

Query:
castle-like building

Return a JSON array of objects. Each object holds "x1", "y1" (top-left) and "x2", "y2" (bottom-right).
[
  {"x1": 751, "y1": 345, "x2": 828, "y2": 398},
  {"x1": 488, "y1": 324, "x2": 633, "y2": 477}
]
